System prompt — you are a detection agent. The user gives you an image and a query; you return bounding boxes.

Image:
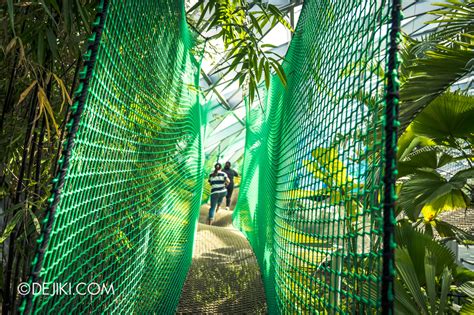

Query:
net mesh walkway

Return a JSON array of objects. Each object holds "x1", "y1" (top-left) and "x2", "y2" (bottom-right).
[
  {"x1": 177, "y1": 195, "x2": 267, "y2": 314},
  {"x1": 21, "y1": 0, "x2": 400, "y2": 313}
]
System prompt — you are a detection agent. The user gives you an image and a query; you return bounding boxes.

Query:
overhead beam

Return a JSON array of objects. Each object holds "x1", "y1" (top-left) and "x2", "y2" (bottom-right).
[{"x1": 201, "y1": 69, "x2": 246, "y2": 126}]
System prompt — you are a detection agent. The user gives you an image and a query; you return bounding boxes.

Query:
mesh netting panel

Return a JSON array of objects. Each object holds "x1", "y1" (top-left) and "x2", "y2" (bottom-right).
[
  {"x1": 234, "y1": 0, "x2": 399, "y2": 313},
  {"x1": 21, "y1": 0, "x2": 205, "y2": 313}
]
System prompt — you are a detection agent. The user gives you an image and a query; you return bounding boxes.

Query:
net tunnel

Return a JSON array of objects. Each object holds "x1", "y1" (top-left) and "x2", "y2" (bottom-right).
[{"x1": 20, "y1": 0, "x2": 400, "y2": 313}]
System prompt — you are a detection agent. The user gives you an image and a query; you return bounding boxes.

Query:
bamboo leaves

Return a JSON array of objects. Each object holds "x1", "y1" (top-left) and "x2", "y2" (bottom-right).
[
  {"x1": 52, "y1": 73, "x2": 73, "y2": 112},
  {"x1": 17, "y1": 80, "x2": 38, "y2": 106},
  {"x1": 0, "y1": 210, "x2": 22, "y2": 244},
  {"x1": 187, "y1": 0, "x2": 292, "y2": 103},
  {"x1": 0, "y1": 205, "x2": 41, "y2": 244},
  {"x1": 17, "y1": 73, "x2": 73, "y2": 140},
  {"x1": 37, "y1": 85, "x2": 58, "y2": 138}
]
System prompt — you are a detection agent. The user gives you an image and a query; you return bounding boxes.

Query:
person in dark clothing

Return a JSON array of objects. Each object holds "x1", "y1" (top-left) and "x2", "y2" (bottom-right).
[
  {"x1": 208, "y1": 163, "x2": 230, "y2": 225},
  {"x1": 222, "y1": 161, "x2": 239, "y2": 210}
]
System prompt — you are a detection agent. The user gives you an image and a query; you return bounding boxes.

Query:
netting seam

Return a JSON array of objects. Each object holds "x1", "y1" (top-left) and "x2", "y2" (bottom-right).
[
  {"x1": 382, "y1": 0, "x2": 401, "y2": 313},
  {"x1": 19, "y1": 1, "x2": 110, "y2": 313}
]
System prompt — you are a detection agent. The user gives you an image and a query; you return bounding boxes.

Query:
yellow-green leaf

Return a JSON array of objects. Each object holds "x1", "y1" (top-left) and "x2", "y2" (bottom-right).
[
  {"x1": 53, "y1": 73, "x2": 72, "y2": 112},
  {"x1": 28, "y1": 208, "x2": 41, "y2": 234},
  {"x1": 421, "y1": 190, "x2": 469, "y2": 221},
  {"x1": 0, "y1": 210, "x2": 22, "y2": 244},
  {"x1": 17, "y1": 80, "x2": 37, "y2": 105}
]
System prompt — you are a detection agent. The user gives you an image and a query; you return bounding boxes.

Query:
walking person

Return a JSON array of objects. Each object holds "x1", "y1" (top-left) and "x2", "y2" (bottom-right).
[
  {"x1": 222, "y1": 161, "x2": 239, "y2": 211},
  {"x1": 207, "y1": 163, "x2": 229, "y2": 225}
]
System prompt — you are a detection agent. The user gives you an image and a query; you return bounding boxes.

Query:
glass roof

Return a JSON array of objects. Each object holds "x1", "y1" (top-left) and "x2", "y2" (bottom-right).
[{"x1": 187, "y1": 0, "x2": 470, "y2": 168}]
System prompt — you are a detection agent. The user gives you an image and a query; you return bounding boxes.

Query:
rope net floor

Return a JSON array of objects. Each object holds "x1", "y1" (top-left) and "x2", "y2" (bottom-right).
[{"x1": 177, "y1": 189, "x2": 267, "y2": 314}]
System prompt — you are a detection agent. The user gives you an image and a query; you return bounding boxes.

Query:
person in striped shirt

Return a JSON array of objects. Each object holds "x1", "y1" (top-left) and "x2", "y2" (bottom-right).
[{"x1": 207, "y1": 163, "x2": 230, "y2": 225}]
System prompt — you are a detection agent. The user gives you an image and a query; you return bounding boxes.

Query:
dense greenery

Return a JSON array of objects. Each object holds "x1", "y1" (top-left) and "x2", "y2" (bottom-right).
[
  {"x1": 186, "y1": 0, "x2": 292, "y2": 103},
  {"x1": 395, "y1": 0, "x2": 474, "y2": 313},
  {"x1": 0, "y1": 1, "x2": 97, "y2": 313},
  {"x1": 0, "y1": 0, "x2": 472, "y2": 313}
]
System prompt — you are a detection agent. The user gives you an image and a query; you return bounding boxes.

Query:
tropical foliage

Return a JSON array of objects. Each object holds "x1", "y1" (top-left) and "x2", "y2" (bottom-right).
[
  {"x1": 186, "y1": 0, "x2": 293, "y2": 102},
  {"x1": 394, "y1": 1, "x2": 474, "y2": 313},
  {"x1": 396, "y1": 92, "x2": 474, "y2": 242},
  {"x1": 399, "y1": 0, "x2": 474, "y2": 132},
  {"x1": 0, "y1": 1, "x2": 97, "y2": 312},
  {"x1": 395, "y1": 222, "x2": 474, "y2": 314}
]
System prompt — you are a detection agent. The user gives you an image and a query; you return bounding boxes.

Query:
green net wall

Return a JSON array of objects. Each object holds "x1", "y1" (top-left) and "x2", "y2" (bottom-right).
[
  {"x1": 233, "y1": 0, "x2": 400, "y2": 313},
  {"x1": 21, "y1": 0, "x2": 205, "y2": 313}
]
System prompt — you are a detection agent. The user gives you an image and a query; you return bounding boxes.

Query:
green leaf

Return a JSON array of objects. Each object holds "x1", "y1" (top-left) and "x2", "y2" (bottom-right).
[
  {"x1": 256, "y1": 57, "x2": 264, "y2": 83},
  {"x1": 397, "y1": 126, "x2": 436, "y2": 161},
  {"x1": 421, "y1": 188, "x2": 469, "y2": 222},
  {"x1": 28, "y1": 209, "x2": 41, "y2": 234},
  {"x1": 433, "y1": 219, "x2": 474, "y2": 243},
  {"x1": 249, "y1": 13, "x2": 263, "y2": 35},
  {"x1": 63, "y1": 0, "x2": 72, "y2": 34},
  {"x1": 2, "y1": 202, "x2": 26, "y2": 216},
  {"x1": 7, "y1": 0, "x2": 15, "y2": 36},
  {"x1": 410, "y1": 93, "x2": 474, "y2": 142},
  {"x1": 270, "y1": 60, "x2": 287, "y2": 87},
  {"x1": 398, "y1": 170, "x2": 443, "y2": 219},
  {"x1": 186, "y1": 0, "x2": 204, "y2": 14},
  {"x1": 396, "y1": 222, "x2": 456, "y2": 279},
  {"x1": 425, "y1": 249, "x2": 437, "y2": 313},
  {"x1": 228, "y1": 51, "x2": 246, "y2": 73},
  {"x1": 460, "y1": 302, "x2": 474, "y2": 315},
  {"x1": 399, "y1": 44, "x2": 474, "y2": 133},
  {"x1": 39, "y1": 0, "x2": 58, "y2": 27},
  {"x1": 75, "y1": 0, "x2": 91, "y2": 33},
  {"x1": 398, "y1": 148, "x2": 439, "y2": 178},
  {"x1": 238, "y1": 71, "x2": 247, "y2": 86},
  {"x1": 249, "y1": 76, "x2": 255, "y2": 104},
  {"x1": 264, "y1": 61, "x2": 270, "y2": 89},
  {"x1": 261, "y1": 43, "x2": 277, "y2": 49},
  {"x1": 458, "y1": 281, "x2": 474, "y2": 298},
  {"x1": 0, "y1": 211, "x2": 23, "y2": 244},
  {"x1": 47, "y1": 0, "x2": 60, "y2": 14},
  {"x1": 395, "y1": 247, "x2": 429, "y2": 314},
  {"x1": 450, "y1": 167, "x2": 474, "y2": 184},
  {"x1": 37, "y1": 31, "x2": 46, "y2": 66},
  {"x1": 198, "y1": 0, "x2": 214, "y2": 29},
  {"x1": 398, "y1": 168, "x2": 470, "y2": 221},
  {"x1": 46, "y1": 28, "x2": 58, "y2": 59},
  {"x1": 453, "y1": 266, "x2": 474, "y2": 284},
  {"x1": 427, "y1": 1, "x2": 474, "y2": 40},
  {"x1": 267, "y1": 4, "x2": 294, "y2": 32},
  {"x1": 394, "y1": 278, "x2": 420, "y2": 314},
  {"x1": 438, "y1": 267, "x2": 453, "y2": 315}
]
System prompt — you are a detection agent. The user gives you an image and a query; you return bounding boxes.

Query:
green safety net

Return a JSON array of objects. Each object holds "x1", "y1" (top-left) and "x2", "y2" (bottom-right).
[
  {"x1": 233, "y1": 0, "x2": 399, "y2": 313},
  {"x1": 21, "y1": 0, "x2": 400, "y2": 313},
  {"x1": 21, "y1": 0, "x2": 206, "y2": 313}
]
